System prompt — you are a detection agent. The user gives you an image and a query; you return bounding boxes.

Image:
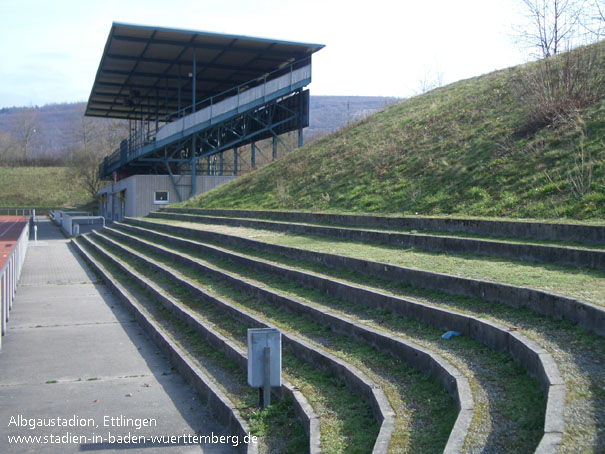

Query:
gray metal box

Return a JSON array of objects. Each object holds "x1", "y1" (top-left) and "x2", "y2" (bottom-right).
[{"x1": 247, "y1": 328, "x2": 281, "y2": 387}]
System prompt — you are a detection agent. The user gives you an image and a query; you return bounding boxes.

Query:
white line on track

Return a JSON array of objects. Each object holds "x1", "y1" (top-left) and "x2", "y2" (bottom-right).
[{"x1": 0, "y1": 221, "x2": 20, "y2": 239}]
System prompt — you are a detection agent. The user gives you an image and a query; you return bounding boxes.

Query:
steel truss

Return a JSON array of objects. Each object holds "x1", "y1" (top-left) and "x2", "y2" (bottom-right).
[{"x1": 119, "y1": 89, "x2": 308, "y2": 201}]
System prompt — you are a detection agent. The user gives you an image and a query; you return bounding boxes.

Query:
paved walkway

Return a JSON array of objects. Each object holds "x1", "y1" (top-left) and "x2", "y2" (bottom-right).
[{"x1": 0, "y1": 219, "x2": 236, "y2": 453}]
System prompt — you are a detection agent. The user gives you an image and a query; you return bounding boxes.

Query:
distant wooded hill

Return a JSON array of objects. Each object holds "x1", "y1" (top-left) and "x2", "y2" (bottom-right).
[{"x1": 0, "y1": 96, "x2": 399, "y2": 160}]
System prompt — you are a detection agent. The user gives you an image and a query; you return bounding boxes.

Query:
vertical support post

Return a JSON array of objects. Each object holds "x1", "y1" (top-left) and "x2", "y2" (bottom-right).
[
  {"x1": 190, "y1": 135, "x2": 197, "y2": 198},
  {"x1": 146, "y1": 104, "x2": 150, "y2": 141},
  {"x1": 234, "y1": 148, "x2": 238, "y2": 176},
  {"x1": 263, "y1": 346, "x2": 271, "y2": 408},
  {"x1": 140, "y1": 109, "x2": 144, "y2": 147},
  {"x1": 165, "y1": 77, "x2": 169, "y2": 118},
  {"x1": 155, "y1": 89, "x2": 159, "y2": 133},
  {"x1": 298, "y1": 89, "x2": 304, "y2": 148},
  {"x1": 207, "y1": 156, "x2": 211, "y2": 175},
  {"x1": 177, "y1": 64, "x2": 181, "y2": 117},
  {"x1": 220, "y1": 152, "x2": 224, "y2": 175},
  {"x1": 192, "y1": 49, "x2": 197, "y2": 113},
  {"x1": 272, "y1": 135, "x2": 277, "y2": 160},
  {"x1": 251, "y1": 142, "x2": 256, "y2": 168}
]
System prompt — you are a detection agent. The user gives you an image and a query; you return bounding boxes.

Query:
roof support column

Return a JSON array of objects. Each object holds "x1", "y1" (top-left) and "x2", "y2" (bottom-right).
[
  {"x1": 298, "y1": 88, "x2": 303, "y2": 148},
  {"x1": 155, "y1": 89, "x2": 159, "y2": 133},
  {"x1": 272, "y1": 135, "x2": 277, "y2": 160},
  {"x1": 192, "y1": 50, "x2": 196, "y2": 113},
  {"x1": 177, "y1": 65, "x2": 181, "y2": 117},
  {"x1": 146, "y1": 103, "x2": 150, "y2": 141},
  {"x1": 234, "y1": 147, "x2": 238, "y2": 176},
  {"x1": 251, "y1": 142, "x2": 256, "y2": 168},
  {"x1": 128, "y1": 119, "x2": 132, "y2": 153},
  {"x1": 190, "y1": 134, "x2": 197, "y2": 198}
]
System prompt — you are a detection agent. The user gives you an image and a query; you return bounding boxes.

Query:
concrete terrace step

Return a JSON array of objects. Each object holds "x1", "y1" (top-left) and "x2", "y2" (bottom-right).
[
  {"x1": 111, "y1": 220, "x2": 566, "y2": 454},
  {"x1": 131, "y1": 214, "x2": 605, "y2": 452},
  {"x1": 164, "y1": 208, "x2": 605, "y2": 245},
  {"x1": 73, "y1": 236, "x2": 318, "y2": 453},
  {"x1": 149, "y1": 211, "x2": 605, "y2": 270},
  {"x1": 103, "y1": 225, "x2": 480, "y2": 453},
  {"x1": 79, "y1": 232, "x2": 395, "y2": 454},
  {"x1": 72, "y1": 238, "x2": 253, "y2": 454},
  {"x1": 126, "y1": 217, "x2": 605, "y2": 338}
]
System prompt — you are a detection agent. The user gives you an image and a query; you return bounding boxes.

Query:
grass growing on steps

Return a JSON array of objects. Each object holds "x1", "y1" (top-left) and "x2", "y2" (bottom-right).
[
  {"x1": 162, "y1": 210, "x2": 605, "y2": 249},
  {"x1": 150, "y1": 220, "x2": 605, "y2": 306},
  {"x1": 85, "y1": 233, "x2": 380, "y2": 454},
  {"x1": 123, "y1": 221, "x2": 605, "y2": 453},
  {"x1": 76, "y1": 237, "x2": 308, "y2": 453},
  {"x1": 99, "y1": 229, "x2": 458, "y2": 454},
  {"x1": 110, "y1": 227, "x2": 546, "y2": 453}
]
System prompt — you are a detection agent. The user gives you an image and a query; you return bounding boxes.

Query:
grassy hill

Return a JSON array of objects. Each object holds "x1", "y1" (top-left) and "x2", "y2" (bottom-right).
[
  {"x1": 183, "y1": 42, "x2": 605, "y2": 221},
  {"x1": 0, "y1": 167, "x2": 93, "y2": 209}
]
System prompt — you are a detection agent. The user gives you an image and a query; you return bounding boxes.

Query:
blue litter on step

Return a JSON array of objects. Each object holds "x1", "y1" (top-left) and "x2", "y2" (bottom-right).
[{"x1": 441, "y1": 331, "x2": 461, "y2": 340}]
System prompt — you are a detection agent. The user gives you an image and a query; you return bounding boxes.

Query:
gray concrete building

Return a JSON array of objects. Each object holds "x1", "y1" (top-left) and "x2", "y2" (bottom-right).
[{"x1": 97, "y1": 175, "x2": 235, "y2": 221}]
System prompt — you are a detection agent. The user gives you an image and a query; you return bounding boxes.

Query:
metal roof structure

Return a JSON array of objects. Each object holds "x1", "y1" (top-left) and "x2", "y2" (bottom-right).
[
  {"x1": 86, "y1": 22, "x2": 324, "y2": 119},
  {"x1": 88, "y1": 23, "x2": 324, "y2": 202}
]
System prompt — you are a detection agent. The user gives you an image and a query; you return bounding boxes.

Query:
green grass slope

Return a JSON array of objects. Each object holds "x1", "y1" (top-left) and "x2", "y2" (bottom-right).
[
  {"x1": 0, "y1": 167, "x2": 92, "y2": 209},
  {"x1": 184, "y1": 42, "x2": 605, "y2": 220}
]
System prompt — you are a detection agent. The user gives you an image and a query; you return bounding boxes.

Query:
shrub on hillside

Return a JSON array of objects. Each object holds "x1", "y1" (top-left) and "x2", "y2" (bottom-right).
[{"x1": 516, "y1": 42, "x2": 604, "y2": 135}]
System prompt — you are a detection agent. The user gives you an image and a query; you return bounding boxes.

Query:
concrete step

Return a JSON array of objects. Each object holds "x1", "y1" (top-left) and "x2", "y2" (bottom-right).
[
  {"x1": 136, "y1": 214, "x2": 604, "y2": 454},
  {"x1": 106, "y1": 223, "x2": 564, "y2": 454},
  {"x1": 127, "y1": 217, "x2": 605, "y2": 337},
  {"x1": 112, "y1": 219, "x2": 565, "y2": 450},
  {"x1": 75, "y1": 233, "x2": 321, "y2": 453},
  {"x1": 72, "y1": 236, "x2": 254, "y2": 454},
  {"x1": 163, "y1": 207, "x2": 605, "y2": 245},
  {"x1": 80, "y1": 232, "x2": 393, "y2": 453},
  {"x1": 155, "y1": 210, "x2": 605, "y2": 270}
]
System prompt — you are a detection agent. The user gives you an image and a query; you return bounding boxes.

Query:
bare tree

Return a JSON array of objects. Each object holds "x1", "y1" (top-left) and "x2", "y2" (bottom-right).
[
  {"x1": 516, "y1": 0, "x2": 587, "y2": 57},
  {"x1": 70, "y1": 115, "x2": 128, "y2": 196},
  {"x1": 415, "y1": 67, "x2": 445, "y2": 95},
  {"x1": 0, "y1": 130, "x2": 17, "y2": 164},
  {"x1": 10, "y1": 107, "x2": 40, "y2": 162},
  {"x1": 513, "y1": 0, "x2": 604, "y2": 132},
  {"x1": 581, "y1": 0, "x2": 605, "y2": 38}
]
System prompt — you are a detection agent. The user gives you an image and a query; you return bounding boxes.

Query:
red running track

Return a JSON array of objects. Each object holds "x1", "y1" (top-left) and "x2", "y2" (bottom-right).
[{"x1": 0, "y1": 217, "x2": 28, "y2": 272}]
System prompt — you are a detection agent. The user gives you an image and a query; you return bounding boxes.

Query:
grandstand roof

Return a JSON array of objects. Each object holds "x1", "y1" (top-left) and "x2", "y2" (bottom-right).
[{"x1": 86, "y1": 22, "x2": 324, "y2": 119}]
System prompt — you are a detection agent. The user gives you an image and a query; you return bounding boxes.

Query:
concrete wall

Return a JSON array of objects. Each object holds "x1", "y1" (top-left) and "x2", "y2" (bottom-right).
[
  {"x1": 97, "y1": 177, "x2": 136, "y2": 222},
  {"x1": 97, "y1": 175, "x2": 235, "y2": 221}
]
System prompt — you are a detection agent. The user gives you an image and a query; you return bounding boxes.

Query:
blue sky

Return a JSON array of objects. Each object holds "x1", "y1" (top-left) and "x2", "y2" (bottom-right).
[{"x1": 0, "y1": 0, "x2": 528, "y2": 108}]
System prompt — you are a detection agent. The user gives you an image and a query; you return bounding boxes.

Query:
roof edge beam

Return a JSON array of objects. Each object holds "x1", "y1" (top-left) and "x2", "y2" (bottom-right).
[{"x1": 111, "y1": 34, "x2": 305, "y2": 58}]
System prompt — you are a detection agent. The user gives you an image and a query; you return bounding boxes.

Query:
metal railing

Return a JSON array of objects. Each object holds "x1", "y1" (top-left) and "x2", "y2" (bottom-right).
[
  {"x1": 0, "y1": 208, "x2": 35, "y2": 217},
  {"x1": 100, "y1": 56, "x2": 312, "y2": 177},
  {"x1": 1, "y1": 218, "x2": 29, "y2": 348},
  {"x1": 162, "y1": 56, "x2": 311, "y2": 123}
]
